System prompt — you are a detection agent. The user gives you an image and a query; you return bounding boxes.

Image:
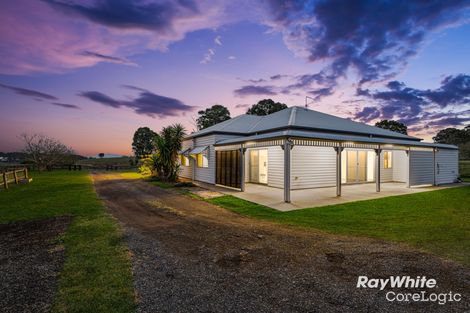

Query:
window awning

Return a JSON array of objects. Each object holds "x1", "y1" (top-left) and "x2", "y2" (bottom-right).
[
  {"x1": 178, "y1": 148, "x2": 191, "y2": 156},
  {"x1": 189, "y1": 146, "x2": 209, "y2": 155}
]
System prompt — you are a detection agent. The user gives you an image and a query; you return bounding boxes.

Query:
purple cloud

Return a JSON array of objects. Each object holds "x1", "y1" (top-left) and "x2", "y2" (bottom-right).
[
  {"x1": 355, "y1": 74, "x2": 470, "y2": 128},
  {"x1": 43, "y1": 0, "x2": 199, "y2": 31},
  {"x1": 79, "y1": 87, "x2": 194, "y2": 118},
  {"x1": 0, "y1": 83, "x2": 58, "y2": 100},
  {"x1": 264, "y1": 0, "x2": 470, "y2": 95},
  {"x1": 78, "y1": 51, "x2": 137, "y2": 66},
  {"x1": 51, "y1": 102, "x2": 80, "y2": 110},
  {"x1": 0, "y1": 0, "x2": 233, "y2": 74},
  {"x1": 234, "y1": 85, "x2": 277, "y2": 97}
]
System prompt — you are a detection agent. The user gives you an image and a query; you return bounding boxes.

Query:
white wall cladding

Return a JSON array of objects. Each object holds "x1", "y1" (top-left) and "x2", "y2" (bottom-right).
[
  {"x1": 341, "y1": 150, "x2": 347, "y2": 183},
  {"x1": 381, "y1": 151, "x2": 393, "y2": 182},
  {"x1": 267, "y1": 146, "x2": 284, "y2": 188},
  {"x1": 193, "y1": 135, "x2": 216, "y2": 184},
  {"x1": 410, "y1": 150, "x2": 434, "y2": 186},
  {"x1": 392, "y1": 150, "x2": 408, "y2": 183},
  {"x1": 436, "y1": 149, "x2": 459, "y2": 184},
  {"x1": 179, "y1": 139, "x2": 193, "y2": 179},
  {"x1": 291, "y1": 146, "x2": 336, "y2": 189}
]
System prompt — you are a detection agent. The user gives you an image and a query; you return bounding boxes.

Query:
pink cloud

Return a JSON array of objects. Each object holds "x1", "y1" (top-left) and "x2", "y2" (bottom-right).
[{"x1": 0, "y1": 0, "x2": 245, "y2": 75}]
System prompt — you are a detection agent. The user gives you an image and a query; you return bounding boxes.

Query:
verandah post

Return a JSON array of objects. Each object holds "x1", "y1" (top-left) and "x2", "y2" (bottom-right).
[
  {"x1": 239, "y1": 144, "x2": 245, "y2": 192},
  {"x1": 283, "y1": 138, "x2": 292, "y2": 203},
  {"x1": 334, "y1": 144, "x2": 343, "y2": 196},
  {"x1": 433, "y1": 147, "x2": 437, "y2": 186},
  {"x1": 375, "y1": 146, "x2": 382, "y2": 192}
]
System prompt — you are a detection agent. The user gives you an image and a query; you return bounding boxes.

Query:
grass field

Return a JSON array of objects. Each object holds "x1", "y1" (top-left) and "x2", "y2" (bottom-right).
[
  {"x1": 77, "y1": 156, "x2": 133, "y2": 166},
  {"x1": 209, "y1": 186, "x2": 470, "y2": 266},
  {"x1": 0, "y1": 171, "x2": 135, "y2": 313},
  {"x1": 460, "y1": 160, "x2": 470, "y2": 181}
]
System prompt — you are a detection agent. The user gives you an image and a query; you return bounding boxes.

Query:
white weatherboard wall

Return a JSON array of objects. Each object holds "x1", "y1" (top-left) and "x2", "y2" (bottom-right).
[
  {"x1": 291, "y1": 146, "x2": 336, "y2": 189},
  {"x1": 436, "y1": 149, "x2": 458, "y2": 184},
  {"x1": 267, "y1": 146, "x2": 284, "y2": 188},
  {"x1": 380, "y1": 151, "x2": 393, "y2": 182},
  {"x1": 193, "y1": 135, "x2": 216, "y2": 184},
  {"x1": 392, "y1": 150, "x2": 408, "y2": 183},
  {"x1": 409, "y1": 150, "x2": 434, "y2": 186},
  {"x1": 179, "y1": 139, "x2": 193, "y2": 179}
]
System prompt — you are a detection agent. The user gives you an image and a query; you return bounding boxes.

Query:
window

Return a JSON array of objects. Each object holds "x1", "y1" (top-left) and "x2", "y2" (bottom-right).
[
  {"x1": 197, "y1": 154, "x2": 208, "y2": 168},
  {"x1": 384, "y1": 151, "x2": 392, "y2": 169},
  {"x1": 180, "y1": 155, "x2": 189, "y2": 166}
]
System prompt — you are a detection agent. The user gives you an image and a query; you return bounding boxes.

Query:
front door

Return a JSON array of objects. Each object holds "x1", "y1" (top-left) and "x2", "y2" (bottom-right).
[
  {"x1": 347, "y1": 150, "x2": 367, "y2": 183},
  {"x1": 250, "y1": 149, "x2": 268, "y2": 184}
]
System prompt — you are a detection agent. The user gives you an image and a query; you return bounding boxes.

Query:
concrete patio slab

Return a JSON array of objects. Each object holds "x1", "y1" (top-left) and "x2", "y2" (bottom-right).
[{"x1": 197, "y1": 182, "x2": 465, "y2": 211}]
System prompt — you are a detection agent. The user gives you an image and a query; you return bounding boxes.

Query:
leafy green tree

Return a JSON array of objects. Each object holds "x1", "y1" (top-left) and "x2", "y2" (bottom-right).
[
  {"x1": 433, "y1": 125, "x2": 470, "y2": 159},
  {"x1": 196, "y1": 105, "x2": 231, "y2": 130},
  {"x1": 153, "y1": 124, "x2": 186, "y2": 181},
  {"x1": 132, "y1": 127, "x2": 157, "y2": 158},
  {"x1": 246, "y1": 99, "x2": 287, "y2": 116},
  {"x1": 375, "y1": 120, "x2": 408, "y2": 135},
  {"x1": 433, "y1": 126, "x2": 470, "y2": 145}
]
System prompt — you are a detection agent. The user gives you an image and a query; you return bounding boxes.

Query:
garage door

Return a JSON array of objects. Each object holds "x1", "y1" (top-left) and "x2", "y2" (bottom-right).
[{"x1": 216, "y1": 150, "x2": 241, "y2": 189}]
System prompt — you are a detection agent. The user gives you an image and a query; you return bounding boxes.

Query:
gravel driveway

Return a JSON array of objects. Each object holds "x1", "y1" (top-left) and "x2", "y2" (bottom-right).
[
  {"x1": 92, "y1": 172, "x2": 469, "y2": 313},
  {"x1": 0, "y1": 216, "x2": 71, "y2": 313}
]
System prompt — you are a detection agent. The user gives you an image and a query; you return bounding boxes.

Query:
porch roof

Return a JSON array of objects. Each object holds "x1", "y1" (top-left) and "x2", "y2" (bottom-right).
[
  {"x1": 189, "y1": 146, "x2": 209, "y2": 155},
  {"x1": 214, "y1": 129, "x2": 458, "y2": 150}
]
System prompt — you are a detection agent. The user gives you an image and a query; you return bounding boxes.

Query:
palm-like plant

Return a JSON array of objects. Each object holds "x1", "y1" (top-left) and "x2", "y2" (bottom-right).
[{"x1": 152, "y1": 124, "x2": 186, "y2": 182}]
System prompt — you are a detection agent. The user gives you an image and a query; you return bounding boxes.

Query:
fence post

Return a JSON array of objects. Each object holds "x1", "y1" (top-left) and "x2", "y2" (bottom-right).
[
  {"x1": 14, "y1": 170, "x2": 18, "y2": 184},
  {"x1": 3, "y1": 172, "x2": 8, "y2": 189},
  {"x1": 25, "y1": 168, "x2": 29, "y2": 179}
]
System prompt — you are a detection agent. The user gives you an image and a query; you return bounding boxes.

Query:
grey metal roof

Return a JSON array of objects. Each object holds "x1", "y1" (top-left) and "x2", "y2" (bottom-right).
[
  {"x1": 189, "y1": 146, "x2": 209, "y2": 154},
  {"x1": 214, "y1": 129, "x2": 458, "y2": 150},
  {"x1": 187, "y1": 106, "x2": 420, "y2": 141},
  {"x1": 187, "y1": 114, "x2": 263, "y2": 138},
  {"x1": 178, "y1": 148, "x2": 191, "y2": 155}
]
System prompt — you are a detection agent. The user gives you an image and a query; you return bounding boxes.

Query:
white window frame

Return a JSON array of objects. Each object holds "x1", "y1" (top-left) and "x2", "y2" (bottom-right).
[{"x1": 197, "y1": 154, "x2": 209, "y2": 168}]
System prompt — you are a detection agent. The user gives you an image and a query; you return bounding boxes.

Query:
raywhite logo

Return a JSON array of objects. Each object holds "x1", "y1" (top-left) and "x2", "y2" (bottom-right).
[
  {"x1": 356, "y1": 276, "x2": 462, "y2": 305},
  {"x1": 356, "y1": 276, "x2": 437, "y2": 290}
]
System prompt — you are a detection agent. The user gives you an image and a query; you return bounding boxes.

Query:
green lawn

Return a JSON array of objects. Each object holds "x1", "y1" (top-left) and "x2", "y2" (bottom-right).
[
  {"x1": 209, "y1": 186, "x2": 470, "y2": 266},
  {"x1": 0, "y1": 171, "x2": 135, "y2": 313}
]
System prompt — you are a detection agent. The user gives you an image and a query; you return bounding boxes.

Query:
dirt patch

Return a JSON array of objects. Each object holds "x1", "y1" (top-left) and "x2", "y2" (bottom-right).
[
  {"x1": 0, "y1": 216, "x2": 72, "y2": 313},
  {"x1": 93, "y1": 173, "x2": 470, "y2": 313}
]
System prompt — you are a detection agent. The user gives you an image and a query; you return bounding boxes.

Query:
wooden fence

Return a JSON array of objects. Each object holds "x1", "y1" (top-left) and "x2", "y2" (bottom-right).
[{"x1": 1, "y1": 168, "x2": 29, "y2": 189}]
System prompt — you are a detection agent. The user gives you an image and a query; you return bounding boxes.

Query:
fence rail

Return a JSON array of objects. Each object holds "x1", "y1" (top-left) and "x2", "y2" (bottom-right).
[{"x1": 1, "y1": 168, "x2": 29, "y2": 189}]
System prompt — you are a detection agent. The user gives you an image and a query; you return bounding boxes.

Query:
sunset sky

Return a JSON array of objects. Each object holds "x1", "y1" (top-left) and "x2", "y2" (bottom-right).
[{"x1": 1, "y1": 0, "x2": 469, "y2": 156}]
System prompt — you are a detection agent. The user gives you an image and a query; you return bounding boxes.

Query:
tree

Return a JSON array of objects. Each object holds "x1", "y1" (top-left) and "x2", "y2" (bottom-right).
[
  {"x1": 98, "y1": 153, "x2": 105, "y2": 158},
  {"x1": 20, "y1": 133, "x2": 74, "y2": 171},
  {"x1": 433, "y1": 127, "x2": 470, "y2": 145},
  {"x1": 433, "y1": 125, "x2": 470, "y2": 159},
  {"x1": 375, "y1": 120, "x2": 408, "y2": 135},
  {"x1": 196, "y1": 105, "x2": 231, "y2": 130},
  {"x1": 132, "y1": 127, "x2": 157, "y2": 158},
  {"x1": 151, "y1": 124, "x2": 186, "y2": 181},
  {"x1": 246, "y1": 99, "x2": 287, "y2": 116}
]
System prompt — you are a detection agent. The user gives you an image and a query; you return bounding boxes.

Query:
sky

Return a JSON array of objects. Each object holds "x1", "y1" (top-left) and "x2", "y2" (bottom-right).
[{"x1": 0, "y1": 0, "x2": 469, "y2": 156}]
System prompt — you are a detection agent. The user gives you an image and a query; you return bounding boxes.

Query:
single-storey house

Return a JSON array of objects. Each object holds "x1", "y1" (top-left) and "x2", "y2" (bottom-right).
[{"x1": 179, "y1": 106, "x2": 459, "y2": 203}]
